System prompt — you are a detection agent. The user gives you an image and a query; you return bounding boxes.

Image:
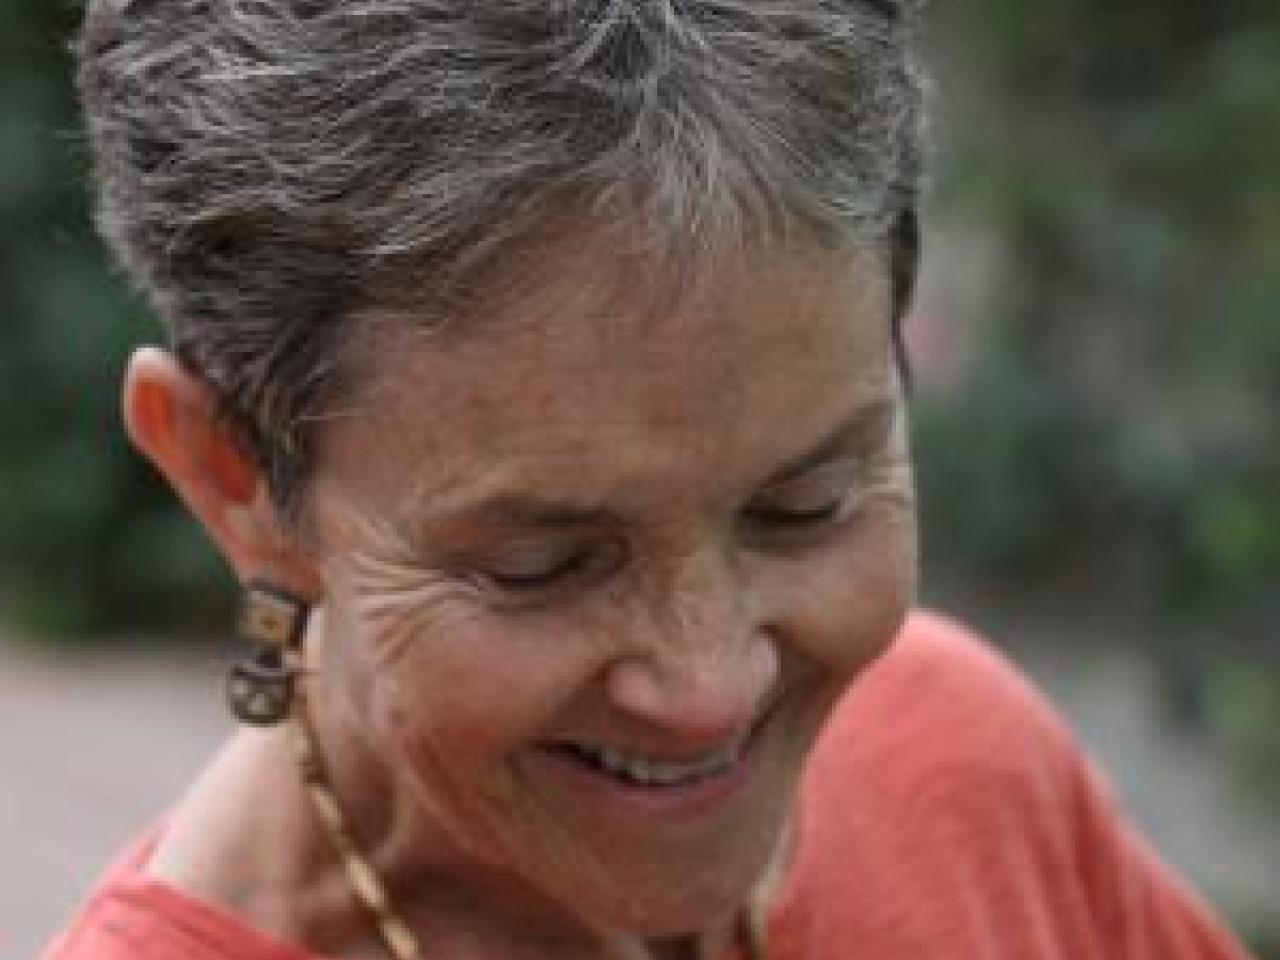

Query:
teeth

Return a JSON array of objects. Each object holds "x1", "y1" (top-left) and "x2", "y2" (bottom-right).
[{"x1": 571, "y1": 738, "x2": 745, "y2": 786}]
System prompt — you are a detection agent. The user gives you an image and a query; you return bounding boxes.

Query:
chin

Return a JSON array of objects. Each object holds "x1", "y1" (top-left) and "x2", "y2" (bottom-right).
[
  {"x1": 576, "y1": 853, "x2": 770, "y2": 938},
  {"x1": 519, "y1": 704, "x2": 818, "y2": 936},
  {"x1": 542, "y1": 786, "x2": 793, "y2": 939}
]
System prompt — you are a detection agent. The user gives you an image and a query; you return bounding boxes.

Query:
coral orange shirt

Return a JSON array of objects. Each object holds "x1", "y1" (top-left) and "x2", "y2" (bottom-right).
[{"x1": 41, "y1": 612, "x2": 1254, "y2": 960}]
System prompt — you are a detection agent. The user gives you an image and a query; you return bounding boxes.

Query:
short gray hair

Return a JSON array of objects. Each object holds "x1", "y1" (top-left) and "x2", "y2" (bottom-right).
[{"x1": 77, "y1": 0, "x2": 926, "y2": 515}]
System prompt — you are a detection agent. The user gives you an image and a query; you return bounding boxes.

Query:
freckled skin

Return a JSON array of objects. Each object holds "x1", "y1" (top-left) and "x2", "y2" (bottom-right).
[{"x1": 297, "y1": 242, "x2": 917, "y2": 952}]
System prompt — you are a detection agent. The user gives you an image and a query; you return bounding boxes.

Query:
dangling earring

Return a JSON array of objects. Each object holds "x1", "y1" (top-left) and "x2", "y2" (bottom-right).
[{"x1": 226, "y1": 582, "x2": 310, "y2": 726}]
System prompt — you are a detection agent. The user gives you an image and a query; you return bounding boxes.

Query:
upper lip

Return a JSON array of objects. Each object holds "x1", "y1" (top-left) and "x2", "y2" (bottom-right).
[{"x1": 547, "y1": 688, "x2": 785, "y2": 763}]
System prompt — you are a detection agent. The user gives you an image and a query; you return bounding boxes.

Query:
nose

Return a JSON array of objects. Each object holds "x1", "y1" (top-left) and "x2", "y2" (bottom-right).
[{"x1": 603, "y1": 554, "x2": 780, "y2": 747}]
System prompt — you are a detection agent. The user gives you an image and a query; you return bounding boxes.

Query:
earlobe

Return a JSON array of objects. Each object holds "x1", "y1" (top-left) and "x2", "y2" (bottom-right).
[{"x1": 121, "y1": 347, "x2": 318, "y2": 596}]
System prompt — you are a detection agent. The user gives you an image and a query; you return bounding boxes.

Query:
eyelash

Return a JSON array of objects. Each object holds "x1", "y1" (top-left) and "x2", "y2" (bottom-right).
[
  {"x1": 742, "y1": 496, "x2": 847, "y2": 528},
  {"x1": 475, "y1": 495, "x2": 852, "y2": 596},
  {"x1": 477, "y1": 550, "x2": 592, "y2": 592},
  {"x1": 743, "y1": 464, "x2": 864, "y2": 532}
]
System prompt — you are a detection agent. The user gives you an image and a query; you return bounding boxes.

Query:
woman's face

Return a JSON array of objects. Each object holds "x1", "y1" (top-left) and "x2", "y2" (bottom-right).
[{"x1": 303, "y1": 243, "x2": 916, "y2": 935}]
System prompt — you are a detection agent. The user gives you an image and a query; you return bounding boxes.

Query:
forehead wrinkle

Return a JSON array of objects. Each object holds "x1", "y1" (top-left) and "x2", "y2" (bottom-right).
[
  {"x1": 317, "y1": 244, "x2": 893, "y2": 535},
  {"x1": 388, "y1": 240, "x2": 883, "y2": 397},
  {"x1": 323, "y1": 350, "x2": 890, "y2": 541},
  {"x1": 389, "y1": 422, "x2": 722, "y2": 533},
  {"x1": 385, "y1": 378, "x2": 899, "y2": 545}
]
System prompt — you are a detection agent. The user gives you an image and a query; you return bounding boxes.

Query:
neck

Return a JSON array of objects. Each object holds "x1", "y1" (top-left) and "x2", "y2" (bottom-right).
[{"x1": 293, "y1": 684, "x2": 749, "y2": 960}]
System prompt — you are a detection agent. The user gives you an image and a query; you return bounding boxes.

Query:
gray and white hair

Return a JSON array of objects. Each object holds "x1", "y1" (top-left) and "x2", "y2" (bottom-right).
[{"x1": 77, "y1": 0, "x2": 926, "y2": 515}]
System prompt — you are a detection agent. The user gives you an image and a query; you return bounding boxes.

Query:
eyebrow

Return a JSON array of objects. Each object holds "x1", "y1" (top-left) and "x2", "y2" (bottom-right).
[
  {"x1": 758, "y1": 396, "x2": 897, "y2": 488},
  {"x1": 426, "y1": 396, "x2": 897, "y2": 531},
  {"x1": 451, "y1": 497, "x2": 623, "y2": 530}
]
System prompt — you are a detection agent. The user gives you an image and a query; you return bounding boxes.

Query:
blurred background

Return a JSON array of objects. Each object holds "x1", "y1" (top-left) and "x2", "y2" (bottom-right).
[{"x1": 2, "y1": 0, "x2": 1277, "y2": 956}]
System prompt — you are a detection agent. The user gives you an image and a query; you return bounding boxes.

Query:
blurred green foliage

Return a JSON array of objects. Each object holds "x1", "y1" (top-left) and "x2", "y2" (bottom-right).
[
  {"x1": 0, "y1": 1, "x2": 234, "y2": 635},
  {"x1": 915, "y1": 0, "x2": 1280, "y2": 633},
  {"x1": 912, "y1": 0, "x2": 1280, "y2": 860}
]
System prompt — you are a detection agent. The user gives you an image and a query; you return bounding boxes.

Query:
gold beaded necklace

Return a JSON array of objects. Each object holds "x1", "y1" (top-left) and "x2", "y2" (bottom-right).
[
  {"x1": 291, "y1": 691, "x2": 424, "y2": 959},
  {"x1": 289, "y1": 691, "x2": 768, "y2": 960}
]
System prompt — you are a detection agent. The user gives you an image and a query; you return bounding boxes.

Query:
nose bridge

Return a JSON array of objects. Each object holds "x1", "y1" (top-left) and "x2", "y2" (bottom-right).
[
  {"x1": 606, "y1": 544, "x2": 777, "y2": 732},
  {"x1": 667, "y1": 540, "x2": 741, "y2": 646}
]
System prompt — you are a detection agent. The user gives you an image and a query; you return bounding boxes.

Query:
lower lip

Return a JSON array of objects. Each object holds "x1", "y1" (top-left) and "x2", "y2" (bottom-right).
[
  {"x1": 533, "y1": 744, "x2": 757, "y2": 817},
  {"x1": 530, "y1": 710, "x2": 775, "y2": 818}
]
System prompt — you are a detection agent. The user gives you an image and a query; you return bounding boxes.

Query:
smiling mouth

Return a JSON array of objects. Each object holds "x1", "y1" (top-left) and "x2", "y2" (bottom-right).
[
  {"x1": 553, "y1": 738, "x2": 748, "y2": 787},
  {"x1": 547, "y1": 698, "x2": 780, "y2": 789}
]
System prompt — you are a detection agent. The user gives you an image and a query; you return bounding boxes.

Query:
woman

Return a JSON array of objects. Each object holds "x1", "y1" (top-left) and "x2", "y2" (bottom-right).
[{"x1": 50, "y1": 1, "x2": 1251, "y2": 959}]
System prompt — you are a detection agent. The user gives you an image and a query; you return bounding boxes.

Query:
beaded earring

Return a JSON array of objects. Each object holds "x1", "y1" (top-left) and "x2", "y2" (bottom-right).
[{"x1": 226, "y1": 583, "x2": 310, "y2": 726}]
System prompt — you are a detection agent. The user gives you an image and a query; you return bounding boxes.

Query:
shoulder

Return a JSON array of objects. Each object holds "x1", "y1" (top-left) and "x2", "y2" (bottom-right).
[
  {"x1": 774, "y1": 612, "x2": 1108, "y2": 955},
  {"x1": 810, "y1": 610, "x2": 1078, "y2": 790},
  {"x1": 781, "y1": 611, "x2": 1257, "y2": 960},
  {"x1": 852, "y1": 609, "x2": 1061, "y2": 721},
  {"x1": 795, "y1": 609, "x2": 1097, "y2": 902},
  {"x1": 39, "y1": 832, "x2": 314, "y2": 960}
]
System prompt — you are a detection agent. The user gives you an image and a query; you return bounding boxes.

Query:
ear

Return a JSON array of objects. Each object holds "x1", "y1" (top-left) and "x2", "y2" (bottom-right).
[{"x1": 122, "y1": 347, "x2": 322, "y2": 600}]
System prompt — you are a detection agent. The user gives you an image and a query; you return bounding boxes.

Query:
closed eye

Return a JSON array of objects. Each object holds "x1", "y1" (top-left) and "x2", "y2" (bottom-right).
[
  {"x1": 742, "y1": 454, "x2": 862, "y2": 535},
  {"x1": 477, "y1": 549, "x2": 592, "y2": 592},
  {"x1": 742, "y1": 497, "x2": 846, "y2": 528},
  {"x1": 468, "y1": 536, "x2": 628, "y2": 598}
]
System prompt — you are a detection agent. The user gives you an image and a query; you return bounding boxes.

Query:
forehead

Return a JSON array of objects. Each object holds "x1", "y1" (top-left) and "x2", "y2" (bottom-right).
[{"x1": 313, "y1": 244, "x2": 893, "y2": 520}]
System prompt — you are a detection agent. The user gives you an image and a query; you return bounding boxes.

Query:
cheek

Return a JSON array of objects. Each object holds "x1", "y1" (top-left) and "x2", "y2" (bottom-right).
[
  {"x1": 343, "y1": 596, "x2": 587, "y2": 777},
  {"x1": 366, "y1": 632, "x2": 522, "y2": 753},
  {"x1": 352, "y1": 626, "x2": 559, "y2": 836},
  {"x1": 780, "y1": 502, "x2": 917, "y2": 674}
]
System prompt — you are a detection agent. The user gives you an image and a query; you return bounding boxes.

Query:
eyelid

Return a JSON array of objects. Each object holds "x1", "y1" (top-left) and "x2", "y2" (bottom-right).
[
  {"x1": 750, "y1": 456, "x2": 863, "y2": 512},
  {"x1": 470, "y1": 537, "x2": 624, "y2": 595},
  {"x1": 759, "y1": 401, "x2": 897, "y2": 489},
  {"x1": 476, "y1": 540, "x2": 582, "y2": 579}
]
